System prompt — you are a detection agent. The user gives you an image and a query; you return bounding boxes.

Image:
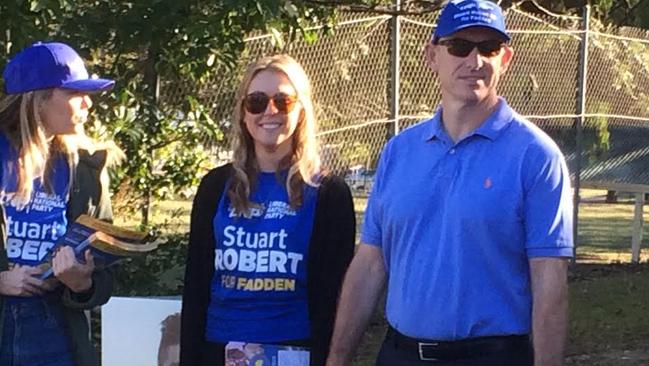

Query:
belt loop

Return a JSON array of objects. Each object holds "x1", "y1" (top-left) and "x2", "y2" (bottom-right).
[{"x1": 418, "y1": 342, "x2": 440, "y2": 362}]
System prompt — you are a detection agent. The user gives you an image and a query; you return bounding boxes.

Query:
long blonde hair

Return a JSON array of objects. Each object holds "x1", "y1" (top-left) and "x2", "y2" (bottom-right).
[
  {"x1": 0, "y1": 91, "x2": 123, "y2": 208},
  {"x1": 228, "y1": 55, "x2": 322, "y2": 216}
]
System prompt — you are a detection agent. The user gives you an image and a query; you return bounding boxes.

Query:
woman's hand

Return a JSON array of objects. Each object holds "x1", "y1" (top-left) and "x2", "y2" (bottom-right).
[
  {"x1": 0, "y1": 265, "x2": 58, "y2": 296},
  {"x1": 53, "y1": 247, "x2": 95, "y2": 293}
]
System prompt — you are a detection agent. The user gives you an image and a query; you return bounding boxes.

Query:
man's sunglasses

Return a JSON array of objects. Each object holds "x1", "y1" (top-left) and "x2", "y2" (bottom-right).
[
  {"x1": 243, "y1": 92, "x2": 298, "y2": 115},
  {"x1": 437, "y1": 39, "x2": 505, "y2": 58}
]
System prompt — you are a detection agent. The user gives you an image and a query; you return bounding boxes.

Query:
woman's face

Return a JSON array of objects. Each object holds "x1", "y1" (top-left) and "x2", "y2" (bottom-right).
[
  {"x1": 40, "y1": 88, "x2": 92, "y2": 136},
  {"x1": 243, "y1": 69, "x2": 301, "y2": 154}
]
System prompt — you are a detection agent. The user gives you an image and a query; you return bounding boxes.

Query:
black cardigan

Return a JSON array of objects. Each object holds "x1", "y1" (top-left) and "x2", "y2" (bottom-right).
[{"x1": 180, "y1": 164, "x2": 356, "y2": 366}]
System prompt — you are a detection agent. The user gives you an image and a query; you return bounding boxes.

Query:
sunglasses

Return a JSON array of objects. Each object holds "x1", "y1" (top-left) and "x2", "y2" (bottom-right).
[
  {"x1": 437, "y1": 38, "x2": 505, "y2": 58},
  {"x1": 243, "y1": 92, "x2": 298, "y2": 115}
]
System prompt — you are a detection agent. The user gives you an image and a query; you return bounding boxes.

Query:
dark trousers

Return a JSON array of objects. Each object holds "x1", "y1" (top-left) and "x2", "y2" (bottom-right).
[
  {"x1": 201, "y1": 342, "x2": 225, "y2": 366},
  {"x1": 375, "y1": 327, "x2": 533, "y2": 366}
]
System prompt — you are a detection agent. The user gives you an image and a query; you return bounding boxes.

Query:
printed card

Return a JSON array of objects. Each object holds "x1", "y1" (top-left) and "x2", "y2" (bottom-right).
[{"x1": 225, "y1": 342, "x2": 310, "y2": 366}]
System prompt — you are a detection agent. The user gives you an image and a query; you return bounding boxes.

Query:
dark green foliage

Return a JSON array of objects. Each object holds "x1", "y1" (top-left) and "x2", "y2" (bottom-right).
[{"x1": 113, "y1": 233, "x2": 188, "y2": 296}]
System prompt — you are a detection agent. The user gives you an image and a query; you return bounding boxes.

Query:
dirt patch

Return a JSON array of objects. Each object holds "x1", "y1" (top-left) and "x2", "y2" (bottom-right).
[
  {"x1": 570, "y1": 262, "x2": 649, "y2": 281},
  {"x1": 568, "y1": 347, "x2": 649, "y2": 366}
]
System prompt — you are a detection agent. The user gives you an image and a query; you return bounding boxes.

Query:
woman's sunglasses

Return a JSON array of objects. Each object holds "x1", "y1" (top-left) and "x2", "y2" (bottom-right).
[
  {"x1": 437, "y1": 38, "x2": 505, "y2": 58},
  {"x1": 243, "y1": 92, "x2": 298, "y2": 115}
]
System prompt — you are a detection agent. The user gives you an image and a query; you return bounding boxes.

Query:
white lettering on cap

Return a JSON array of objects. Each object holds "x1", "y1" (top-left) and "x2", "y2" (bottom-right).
[{"x1": 478, "y1": 2, "x2": 494, "y2": 10}]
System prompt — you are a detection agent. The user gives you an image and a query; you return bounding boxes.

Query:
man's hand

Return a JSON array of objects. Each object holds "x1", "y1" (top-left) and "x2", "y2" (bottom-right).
[
  {"x1": 326, "y1": 244, "x2": 387, "y2": 366},
  {"x1": 53, "y1": 247, "x2": 95, "y2": 293},
  {"x1": 0, "y1": 265, "x2": 58, "y2": 296}
]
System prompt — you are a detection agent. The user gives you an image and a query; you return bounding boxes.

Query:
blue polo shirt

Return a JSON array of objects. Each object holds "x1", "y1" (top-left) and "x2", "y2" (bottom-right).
[{"x1": 362, "y1": 99, "x2": 573, "y2": 340}]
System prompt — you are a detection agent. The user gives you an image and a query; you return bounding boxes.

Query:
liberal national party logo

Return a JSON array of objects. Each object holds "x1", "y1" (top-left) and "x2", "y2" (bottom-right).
[{"x1": 228, "y1": 201, "x2": 297, "y2": 220}]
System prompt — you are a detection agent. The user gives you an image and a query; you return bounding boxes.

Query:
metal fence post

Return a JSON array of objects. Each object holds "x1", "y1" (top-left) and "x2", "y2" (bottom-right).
[
  {"x1": 632, "y1": 193, "x2": 645, "y2": 263},
  {"x1": 390, "y1": 0, "x2": 401, "y2": 136},
  {"x1": 573, "y1": 5, "x2": 590, "y2": 261}
]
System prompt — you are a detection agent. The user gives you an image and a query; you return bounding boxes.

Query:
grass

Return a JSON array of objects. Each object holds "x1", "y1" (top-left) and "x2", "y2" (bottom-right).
[
  {"x1": 568, "y1": 265, "x2": 649, "y2": 365},
  {"x1": 577, "y1": 193, "x2": 649, "y2": 263},
  {"x1": 112, "y1": 189, "x2": 649, "y2": 365}
]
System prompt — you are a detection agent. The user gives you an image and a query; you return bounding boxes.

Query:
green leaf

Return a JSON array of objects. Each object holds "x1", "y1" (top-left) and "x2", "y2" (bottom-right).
[
  {"x1": 268, "y1": 26, "x2": 285, "y2": 49},
  {"x1": 29, "y1": 0, "x2": 45, "y2": 12},
  {"x1": 284, "y1": 1, "x2": 299, "y2": 18}
]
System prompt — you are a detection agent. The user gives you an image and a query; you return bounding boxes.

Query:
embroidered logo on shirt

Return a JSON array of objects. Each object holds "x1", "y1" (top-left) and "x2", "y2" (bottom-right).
[
  {"x1": 264, "y1": 201, "x2": 297, "y2": 219},
  {"x1": 484, "y1": 177, "x2": 493, "y2": 189}
]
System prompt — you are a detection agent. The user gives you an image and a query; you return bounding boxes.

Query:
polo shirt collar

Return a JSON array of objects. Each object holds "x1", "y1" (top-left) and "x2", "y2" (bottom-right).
[
  {"x1": 423, "y1": 98, "x2": 514, "y2": 142},
  {"x1": 472, "y1": 98, "x2": 514, "y2": 141},
  {"x1": 423, "y1": 109, "x2": 444, "y2": 142}
]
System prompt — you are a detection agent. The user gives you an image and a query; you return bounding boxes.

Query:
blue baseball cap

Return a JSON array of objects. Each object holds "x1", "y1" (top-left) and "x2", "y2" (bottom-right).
[
  {"x1": 433, "y1": 0, "x2": 510, "y2": 43},
  {"x1": 3, "y1": 42, "x2": 115, "y2": 95}
]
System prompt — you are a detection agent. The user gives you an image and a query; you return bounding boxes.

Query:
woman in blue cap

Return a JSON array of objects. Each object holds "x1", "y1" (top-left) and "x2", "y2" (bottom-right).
[{"x1": 0, "y1": 42, "x2": 123, "y2": 366}]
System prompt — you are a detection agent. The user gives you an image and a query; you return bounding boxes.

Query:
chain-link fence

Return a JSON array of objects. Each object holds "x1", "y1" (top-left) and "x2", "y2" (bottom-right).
[{"x1": 159, "y1": 5, "x2": 649, "y2": 261}]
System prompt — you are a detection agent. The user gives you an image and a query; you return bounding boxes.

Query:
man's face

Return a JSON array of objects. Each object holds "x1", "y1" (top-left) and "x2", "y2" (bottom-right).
[{"x1": 425, "y1": 27, "x2": 513, "y2": 105}]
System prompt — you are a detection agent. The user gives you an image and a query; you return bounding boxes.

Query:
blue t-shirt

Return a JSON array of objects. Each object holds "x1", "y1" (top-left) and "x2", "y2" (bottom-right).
[
  {"x1": 206, "y1": 172, "x2": 317, "y2": 343},
  {"x1": 362, "y1": 99, "x2": 573, "y2": 340},
  {"x1": 0, "y1": 134, "x2": 70, "y2": 270}
]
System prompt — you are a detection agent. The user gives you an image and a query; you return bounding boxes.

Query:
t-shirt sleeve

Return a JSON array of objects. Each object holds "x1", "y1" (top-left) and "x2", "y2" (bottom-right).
[
  {"x1": 523, "y1": 142, "x2": 574, "y2": 258},
  {"x1": 360, "y1": 141, "x2": 392, "y2": 247}
]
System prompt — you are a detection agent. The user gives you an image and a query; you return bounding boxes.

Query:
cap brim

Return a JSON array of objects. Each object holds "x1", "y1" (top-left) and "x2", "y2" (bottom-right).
[
  {"x1": 61, "y1": 78, "x2": 115, "y2": 93},
  {"x1": 435, "y1": 24, "x2": 511, "y2": 43}
]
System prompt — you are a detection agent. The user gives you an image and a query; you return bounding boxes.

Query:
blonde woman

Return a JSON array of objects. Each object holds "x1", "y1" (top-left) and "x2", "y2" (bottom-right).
[
  {"x1": 180, "y1": 55, "x2": 356, "y2": 366},
  {"x1": 0, "y1": 42, "x2": 122, "y2": 366}
]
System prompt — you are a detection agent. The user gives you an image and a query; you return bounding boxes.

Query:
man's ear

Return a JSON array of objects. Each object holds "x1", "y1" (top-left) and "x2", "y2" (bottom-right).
[
  {"x1": 424, "y1": 42, "x2": 438, "y2": 72},
  {"x1": 499, "y1": 45, "x2": 514, "y2": 75}
]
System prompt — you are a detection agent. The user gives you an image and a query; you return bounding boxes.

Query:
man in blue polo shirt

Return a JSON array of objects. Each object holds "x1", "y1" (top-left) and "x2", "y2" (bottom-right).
[{"x1": 326, "y1": 0, "x2": 573, "y2": 365}]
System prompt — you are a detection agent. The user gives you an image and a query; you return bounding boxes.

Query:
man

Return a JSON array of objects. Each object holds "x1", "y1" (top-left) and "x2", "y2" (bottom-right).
[{"x1": 326, "y1": 0, "x2": 573, "y2": 365}]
